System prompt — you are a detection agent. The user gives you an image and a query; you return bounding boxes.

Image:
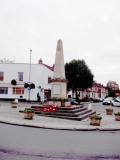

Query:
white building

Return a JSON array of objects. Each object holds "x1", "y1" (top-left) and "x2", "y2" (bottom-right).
[{"x1": 0, "y1": 60, "x2": 53, "y2": 101}]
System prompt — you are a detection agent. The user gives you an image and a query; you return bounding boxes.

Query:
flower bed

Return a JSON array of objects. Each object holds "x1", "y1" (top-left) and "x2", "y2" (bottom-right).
[
  {"x1": 90, "y1": 113, "x2": 102, "y2": 126},
  {"x1": 24, "y1": 108, "x2": 34, "y2": 120},
  {"x1": 114, "y1": 112, "x2": 120, "y2": 121},
  {"x1": 11, "y1": 102, "x2": 18, "y2": 108},
  {"x1": 106, "y1": 108, "x2": 113, "y2": 115}
]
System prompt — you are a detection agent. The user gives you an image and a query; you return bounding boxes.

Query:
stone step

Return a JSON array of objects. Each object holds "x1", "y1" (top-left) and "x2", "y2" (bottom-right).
[
  {"x1": 58, "y1": 105, "x2": 84, "y2": 110},
  {"x1": 42, "y1": 110, "x2": 95, "y2": 121},
  {"x1": 58, "y1": 107, "x2": 88, "y2": 113},
  {"x1": 45, "y1": 109, "x2": 92, "y2": 117},
  {"x1": 31, "y1": 104, "x2": 85, "y2": 114},
  {"x1": 33, "y1": 102, "x2": 93, "y2": 121},
  {"x1": 31, "y1": 104, "x2": 84, "y2": 110}
]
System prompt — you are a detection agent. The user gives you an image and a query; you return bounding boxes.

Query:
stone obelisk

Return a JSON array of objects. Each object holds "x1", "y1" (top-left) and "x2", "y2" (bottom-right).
[{"x1": 51, "y1": 40, "x2": 67, "y2": 99}]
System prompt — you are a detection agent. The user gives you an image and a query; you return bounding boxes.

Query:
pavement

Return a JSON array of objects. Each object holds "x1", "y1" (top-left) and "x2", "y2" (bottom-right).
[{"x1": 0, "y1": 101, "x2": 120, "y2": 131}]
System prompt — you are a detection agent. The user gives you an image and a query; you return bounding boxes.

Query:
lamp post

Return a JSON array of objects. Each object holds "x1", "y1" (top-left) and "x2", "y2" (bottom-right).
[{"x1": 28, "y1": 49, "x2": 32, "y2": 101}]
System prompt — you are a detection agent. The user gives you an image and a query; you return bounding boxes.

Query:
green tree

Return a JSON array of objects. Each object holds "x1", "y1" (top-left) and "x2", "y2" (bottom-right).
[
  {"x1": 108, "y1": 90, "x2": 116, "y2": 97},
  {"x1": 65, "y1": 59, "x2": 94, "y2": 98},
  {"x1": 107, "y1": 88, "x2": 117, "y2": 97}
]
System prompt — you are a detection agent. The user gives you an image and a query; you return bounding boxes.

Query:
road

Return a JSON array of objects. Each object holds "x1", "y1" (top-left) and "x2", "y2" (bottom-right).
[{"x1": 0, "y1": 102, "x2": 120, "y2": 159}]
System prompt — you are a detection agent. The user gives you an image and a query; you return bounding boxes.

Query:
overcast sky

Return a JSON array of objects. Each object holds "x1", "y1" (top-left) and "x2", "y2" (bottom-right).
[{"x1": 0, "y1": 0, "x2": 120, "y2": 85}]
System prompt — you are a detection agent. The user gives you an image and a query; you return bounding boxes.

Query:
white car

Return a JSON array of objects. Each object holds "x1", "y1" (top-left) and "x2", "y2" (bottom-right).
[
  {"x1": 102, "y1": 97, "x2": 113, "y2": 105},
  {"x1": 115, "y1": 97, "x2": 120, "y2": 103},
  {"x1": 111, "y1": 99, "x2": 120, "y2": 107}
]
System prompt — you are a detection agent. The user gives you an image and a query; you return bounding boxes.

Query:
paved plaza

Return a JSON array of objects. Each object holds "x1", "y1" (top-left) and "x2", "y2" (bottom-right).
[
  {"x1": 0, "y1": 101, "x2": 120, "y2": 159},
  {"x1": 0, "y1": 101, "x2": 120, "y2": 131}
]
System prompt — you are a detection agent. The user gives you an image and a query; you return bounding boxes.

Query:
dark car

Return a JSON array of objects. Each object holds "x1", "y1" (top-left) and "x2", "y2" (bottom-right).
[{"x1": 70, "y1": 98, "x2": 79, "y2": 105}]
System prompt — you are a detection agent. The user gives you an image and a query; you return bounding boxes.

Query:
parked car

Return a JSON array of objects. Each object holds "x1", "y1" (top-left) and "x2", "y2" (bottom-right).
[
  {"x1": 115, "y1": 97, "x2": 120, "y2": 103},
  {"x1": 70, "y1": 98, "x2": 79, "y2": 105},
  {"x1": 90, "y1": 97, "x2": 103, "y2": 103},
  {"x1": 102, "y1": 97, "x2": 113, "y2": 105},
  {"x1": 111, "y1": 99, "x2": 120, "y2": 107}
]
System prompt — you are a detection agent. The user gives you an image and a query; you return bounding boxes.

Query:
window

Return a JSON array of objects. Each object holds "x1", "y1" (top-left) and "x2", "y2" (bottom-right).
[
  {"x1": 18, "y1": 72, "x2": 23, "y2": 81},
  {"x1": 0, "y1": 72, "x2": 4, "y2": 81},
  {"x1": 13, "y1": 87, "x2": 24, "y2": 95},
  {"x1": 0, "y1": 87, "x2": 8, "y2": 94}
]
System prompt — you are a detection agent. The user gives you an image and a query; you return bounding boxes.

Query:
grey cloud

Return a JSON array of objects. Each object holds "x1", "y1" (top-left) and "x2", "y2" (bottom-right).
[{"x1": 0, "y1": 0, "x2": 120, "y2": 85}]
